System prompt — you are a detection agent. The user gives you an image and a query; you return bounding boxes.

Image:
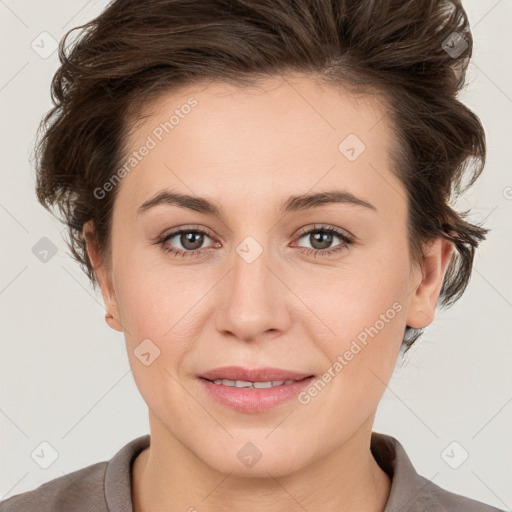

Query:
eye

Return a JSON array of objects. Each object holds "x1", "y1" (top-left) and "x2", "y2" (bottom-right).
[
  {"x1": 155, "y1": 224, "x2": 354, "y2": 259},
  {"x1": 292, "y1": 224, "x2": 354, "y2": 257},
  {"x1": 156, "y1": 226, "x2": 218, "y2": 258}
]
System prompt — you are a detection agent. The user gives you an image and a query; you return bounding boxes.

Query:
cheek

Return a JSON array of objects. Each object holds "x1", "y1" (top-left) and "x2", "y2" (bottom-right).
[
  {"x1": 301, "y1": 248, "x2": 409, "y2": 346},
  {"x1": 113, "y1": 264, "x2": 204, "y2": 421},
  {"x1": 301, "y1": 246, "x2": 410, "y2": 403},
  {"x1": 112, "y1": 258, "x2": 218, "y2": 408},
  {"x1": 113, "y1": 250, "x2": 211, "y2": 342}
]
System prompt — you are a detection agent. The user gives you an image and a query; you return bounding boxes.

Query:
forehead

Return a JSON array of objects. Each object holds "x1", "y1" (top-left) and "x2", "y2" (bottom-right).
[{"x1": 115, "y1": 74, "x2": 403, "y2": 218}]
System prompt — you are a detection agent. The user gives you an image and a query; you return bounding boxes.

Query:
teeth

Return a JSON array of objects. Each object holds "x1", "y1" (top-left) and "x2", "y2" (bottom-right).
[
  {"x1": 212, "y1": 379, "x2": 297, "y2": 388},
  {"x1": 253, "y1": 381, "x2": 274, "y2": 388}
]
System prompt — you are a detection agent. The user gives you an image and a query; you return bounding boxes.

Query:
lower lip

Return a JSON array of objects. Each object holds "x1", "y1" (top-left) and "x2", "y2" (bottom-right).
[{"x1": 198, "y1": 376, "x2": 315, "y2": 413}]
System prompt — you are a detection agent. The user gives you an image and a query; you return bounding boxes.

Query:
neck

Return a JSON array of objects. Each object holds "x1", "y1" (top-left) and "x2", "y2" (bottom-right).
[{"x1": 132, "y1": 416, "x2": 391, "y2": 512}]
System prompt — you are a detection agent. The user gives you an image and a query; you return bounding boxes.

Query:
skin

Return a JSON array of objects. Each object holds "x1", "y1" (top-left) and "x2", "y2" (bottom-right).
[{"x1": 83, "y1": 73, "x2": 453, "y2": 512}]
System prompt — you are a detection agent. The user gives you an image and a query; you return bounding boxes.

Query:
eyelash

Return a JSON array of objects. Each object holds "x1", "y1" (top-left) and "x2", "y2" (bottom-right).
[{"x1": 155, "y1": 224, "x2": 354, "y2": 259}]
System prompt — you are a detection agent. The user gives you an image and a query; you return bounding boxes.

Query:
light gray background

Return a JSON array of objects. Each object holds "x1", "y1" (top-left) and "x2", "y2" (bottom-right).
[{"x1": 1, "y1": 0, "x2": 511, "y2": 508}]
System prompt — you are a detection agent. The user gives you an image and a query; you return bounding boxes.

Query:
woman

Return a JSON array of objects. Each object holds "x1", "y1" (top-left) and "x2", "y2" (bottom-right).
[{"x1": 0, "y1": 0, "x2": 505, "y2": 511}]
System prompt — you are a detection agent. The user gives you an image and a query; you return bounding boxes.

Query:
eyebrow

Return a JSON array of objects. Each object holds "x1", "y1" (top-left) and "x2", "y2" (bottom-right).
[{"x1": 137, "y1": 189, "x2": 377, "y2": 217}]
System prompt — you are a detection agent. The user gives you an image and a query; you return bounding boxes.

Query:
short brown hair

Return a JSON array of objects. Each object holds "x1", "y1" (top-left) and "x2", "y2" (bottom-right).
[{"x1": 35, "y1": 0, "x2": 488, "y2": 351}]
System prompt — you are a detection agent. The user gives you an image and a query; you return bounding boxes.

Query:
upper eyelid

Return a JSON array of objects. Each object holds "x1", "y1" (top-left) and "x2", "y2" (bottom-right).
[
  {"x1": 163, "y1": 225, "x2": 352, "y2": 247},
  {"x1": 295, "y1": 224, "x2": 353, "y2": 240},
  {"x1": 164, "y1": 224, "x2": 348, "y2": 236},
  {"x1": 163, "y1": 225, "x2": 215, "y2": 239}
]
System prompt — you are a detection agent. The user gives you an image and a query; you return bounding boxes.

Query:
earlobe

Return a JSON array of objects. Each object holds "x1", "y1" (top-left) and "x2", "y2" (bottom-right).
[
  {"x1": 406, "y1": 238, "x2": 454, "y2": 329},
  {"x1": 82, "y1": 220, "x2": 123, "y2": 333}
]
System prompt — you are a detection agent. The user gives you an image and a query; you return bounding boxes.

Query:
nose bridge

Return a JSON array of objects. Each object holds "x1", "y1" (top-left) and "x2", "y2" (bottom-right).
[{"x1": 214, "y1": 235, "x2": 290, "y2": 342}]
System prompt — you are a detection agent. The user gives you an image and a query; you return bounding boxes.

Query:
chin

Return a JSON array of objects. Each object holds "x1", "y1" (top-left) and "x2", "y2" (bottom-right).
[{"x1": 195, "y1": 439, "x2": 312, "y2": 478}]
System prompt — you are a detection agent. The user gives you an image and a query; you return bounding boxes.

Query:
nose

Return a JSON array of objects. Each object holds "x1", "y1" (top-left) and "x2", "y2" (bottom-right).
[{"x1": 214, "y1": 245, "x2": 292, "y2": 343}]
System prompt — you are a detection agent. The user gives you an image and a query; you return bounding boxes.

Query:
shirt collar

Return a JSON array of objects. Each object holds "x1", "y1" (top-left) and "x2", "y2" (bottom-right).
[
  {"x1": 105, "y1": 434, "x2": 150, "y2": 512},
  {"x1": 104, "y1": 432, "x2": 444, "y2": 512},
  {"x1": 371, "y1": 431, "x2": 447, "y2": 512}
]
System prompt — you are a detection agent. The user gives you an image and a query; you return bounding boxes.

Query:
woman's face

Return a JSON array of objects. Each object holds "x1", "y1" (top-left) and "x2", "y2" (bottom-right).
[{"x1": 86, "y1": 74, "x2": 451, "y2": 476}]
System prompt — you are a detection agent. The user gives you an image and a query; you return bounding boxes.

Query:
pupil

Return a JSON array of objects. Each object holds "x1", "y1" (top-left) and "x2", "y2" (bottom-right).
[
  {"x1": 181, "y1": 232, "x2": 203, "y2": 250},
  {"x1": 311, "y1": 231, "x2": 332, "y2": 250}
]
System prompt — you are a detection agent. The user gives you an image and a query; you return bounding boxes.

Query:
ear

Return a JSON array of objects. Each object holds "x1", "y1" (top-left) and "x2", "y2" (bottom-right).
[
  {"x1": 406, "y1": 237, "x2": 454, "y2": 329},
  {"x1": 82, "y1": 220, "x2": 123, "y2": 332}
]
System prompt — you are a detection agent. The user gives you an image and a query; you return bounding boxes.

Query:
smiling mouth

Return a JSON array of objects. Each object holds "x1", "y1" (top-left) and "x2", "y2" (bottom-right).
[
  {"x1": 198, "y1": 367, "x2": 316, "y2": 413},
  {"x1": 202, "y1": 376, "x2": 313, "y2": 389},
  {"x1": 198, "y1": 365, "x2": 314, "y2": 382}
]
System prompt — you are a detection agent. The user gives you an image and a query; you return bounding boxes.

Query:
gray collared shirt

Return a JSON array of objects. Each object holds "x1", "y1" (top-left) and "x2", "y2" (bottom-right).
[{"x1": 0, "y1": 432, "x2": 505, "y2": 511}]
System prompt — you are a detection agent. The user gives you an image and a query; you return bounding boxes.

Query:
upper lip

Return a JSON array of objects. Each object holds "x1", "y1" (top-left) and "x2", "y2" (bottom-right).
[{"x1": 199, "y1": 366, "x2": 314, "y2": 382}]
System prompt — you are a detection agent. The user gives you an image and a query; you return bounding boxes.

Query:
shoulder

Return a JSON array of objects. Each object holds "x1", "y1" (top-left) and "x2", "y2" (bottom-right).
[
  {"x1": 0, "y1": 434, "x2": 150, "y2": 512},
  {"x1": 0, "y1": 460, "x2": 108, "y2": 512},
  {"x1": 414, "y1": 473, "x2": 506, "y2": 512},
  {"x1": 371, "y1": 432, "x2": 506, "y2": 512}
]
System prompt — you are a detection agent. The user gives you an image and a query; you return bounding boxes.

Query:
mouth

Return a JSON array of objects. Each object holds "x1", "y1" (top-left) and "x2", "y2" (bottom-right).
[
  {"x1": 202, "y1": 378, "x2": 310, "y2": 388},
  {"x1": 198, "y1": 366, "x2": 314, "y2": 383},
  {"x1": 197, "y1": 366, "x2": 315, "y2": 413}
]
